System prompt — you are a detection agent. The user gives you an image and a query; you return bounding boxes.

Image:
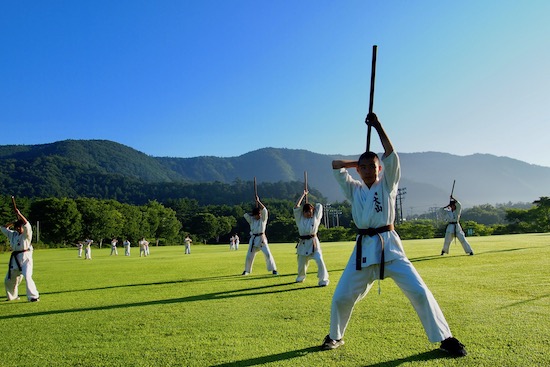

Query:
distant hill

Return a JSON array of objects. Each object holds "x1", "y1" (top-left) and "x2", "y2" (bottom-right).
[{"x1": 1, "y1": 140, "x2": 549, "y2": 214}]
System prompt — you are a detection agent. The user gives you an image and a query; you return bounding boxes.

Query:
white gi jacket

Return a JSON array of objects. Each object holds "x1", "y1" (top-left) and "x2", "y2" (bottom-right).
[
  {"x1": 333, "y1": 151, "x2": 406, "y2": 267},
  {"x1": 294, "y1": 203, "x2": 323, "y2": 256},
  {"x1": 244, "y1": 207, "x2": 268, "y2": 247}
]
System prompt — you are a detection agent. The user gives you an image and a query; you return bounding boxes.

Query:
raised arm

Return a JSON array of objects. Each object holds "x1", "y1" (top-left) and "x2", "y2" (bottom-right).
[
  {"x1": 255, "y1": 196, "x2": 265, "y2": 210},
  {"x1": 366, "y1": 113, "x2": 394, "y2": 157},
  {"x1": 15, "y1": 209, "x2": 28, "y2": 225},
  {"x1": 295, "y1": 190, "x2": 308, "y2": 208},
  {"x1": 332, "y1": 160, "x2": 358, "y2": 170}
]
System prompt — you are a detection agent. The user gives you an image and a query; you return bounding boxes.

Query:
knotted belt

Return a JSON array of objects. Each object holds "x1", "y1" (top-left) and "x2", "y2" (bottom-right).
[
  {"x1": 250, "y1": 233, "x2": 264, "y2": 252},
  {"x1": 7, "y1": 249, "x2": 28, "y2": 280},
  {"x1": 297, "y1": 234, "x2": 317, "y2": 253},
  {"x1": 355, "y1": 224, "x2": 394, "y2": 279}
]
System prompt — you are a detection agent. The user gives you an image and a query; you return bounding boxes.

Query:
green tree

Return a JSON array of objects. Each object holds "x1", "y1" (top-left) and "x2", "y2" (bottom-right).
[
  {"x1": 76, "y1": 198, "x2": 123, "y2": 247},
  {"x1": 189, "y1": 213, "x2": 219, "y2": 243},
  {"x1": 30, "y1": 198, "x2": 82, "y2": 245},
  {"x1": 396, "y1": 220, "x2": 436, "y2": 239}
]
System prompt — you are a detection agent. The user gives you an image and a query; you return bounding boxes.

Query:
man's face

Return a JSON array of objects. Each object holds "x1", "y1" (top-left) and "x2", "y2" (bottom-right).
[
  {"x1": 14, "y1": 226, "x2": 23, "y2": 234},
  {"x1": 303, "y1": 208, "x2": 314, "y2": 218},
  {"x1": 356, "y1": 157, "x2": 381, "y2": 187}
]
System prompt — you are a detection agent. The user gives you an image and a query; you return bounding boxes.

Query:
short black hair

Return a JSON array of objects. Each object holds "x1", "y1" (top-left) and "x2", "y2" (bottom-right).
[
  {"x1": 252, "y1": 207, "x2": 261, "y2": 216},
  {"x1": 13, "y1": 219, "x2": 25, "y2": 229},
  {"x1": 303, "y1": 203, "x2": 314, "y2": 213},
  {"x1": 358, "y1": 151, "x2": 380, "y2": 164}
]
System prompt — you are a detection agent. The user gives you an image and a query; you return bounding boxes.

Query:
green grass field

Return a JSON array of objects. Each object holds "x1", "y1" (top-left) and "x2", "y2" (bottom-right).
[{"x1": 1, "y1": 234, "x2": 549, "y2": 367}]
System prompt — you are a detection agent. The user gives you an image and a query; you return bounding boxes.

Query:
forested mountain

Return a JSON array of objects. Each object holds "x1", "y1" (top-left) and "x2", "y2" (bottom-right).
[{"x1": 1, "y1": 140, "x2": 549, "y2": 214}]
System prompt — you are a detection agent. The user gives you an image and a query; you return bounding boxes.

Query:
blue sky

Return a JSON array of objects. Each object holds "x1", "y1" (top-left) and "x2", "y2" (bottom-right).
[{"x1": 2, "y1": 0, "x2": 549, "y2": 167}]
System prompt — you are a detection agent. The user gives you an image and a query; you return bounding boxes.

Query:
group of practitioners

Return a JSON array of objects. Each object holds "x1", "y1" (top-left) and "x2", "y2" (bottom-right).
[
  {"x1": 2, "y1": 112, "x2": 472, "y2": 358},
  {"x1": 74, "y1": 237, "x2": 152, "y2": 259},
  {"x1": 239, "y1": 113, "x2": 470, "y2": 357},
  {"x1": 229, "y1": 234, "x2": 240, "y2": 250}
]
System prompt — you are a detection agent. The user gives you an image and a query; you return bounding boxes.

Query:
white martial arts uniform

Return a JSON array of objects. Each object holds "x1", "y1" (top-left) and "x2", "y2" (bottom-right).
[
  {"x1": 329, "y1": 151, "x2": 452, "y2": 343},
  {"x1": 84, "y1": 239, "x2": 93, "y2": 260},
  {"x1": 441, "y1": 200, "x2": 473, "y2": 255},
  {"x1": 123, "y1": 240, "x2": 131, "y2": 256},
  {"x1": 110, "y1": 239, "x2": 118, "y2": 256},
  {"x1": 234, "y1": 235, "x2": 240, "y2": 250},
  {"x1": 76, "y1": 242, "x2": 83, "y2": 257},
  {"x1": 184, "y1": 237, "x2": 192, "y2": 254},
  {"x1": 229, "y1": 236, "x2": 235, "y2": 250},
  {"x1": 294, "y1": 203, "x2": 329, "y2": 286},
  {"x1": 139, "y1": 239, "x2": 149, "y2": 257},
  {"x1": 2, "y1": 222, "x2": 40, "y2": 301},
  {"x1": 243, "y1": 207, "x2": 277, "y2": 274}
]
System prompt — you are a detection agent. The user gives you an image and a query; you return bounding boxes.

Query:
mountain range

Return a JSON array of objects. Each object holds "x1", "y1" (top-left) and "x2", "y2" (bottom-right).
[{"x1": 1, "y1": 139, "x2": 549, "y2": 215}]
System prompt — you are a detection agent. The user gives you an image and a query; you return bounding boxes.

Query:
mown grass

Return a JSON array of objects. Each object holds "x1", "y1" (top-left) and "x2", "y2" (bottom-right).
[{"x1": 1, "y1": 234, "x2": 549, "y2": 366}]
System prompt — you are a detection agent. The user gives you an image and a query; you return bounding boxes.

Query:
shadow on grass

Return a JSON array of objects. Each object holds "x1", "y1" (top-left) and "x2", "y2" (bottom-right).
[
  {"x1": 498, "y1": 293, "x2": 550, "y2": 309},
  {"x1": 0, "y1": 281, "x2": 321, "y2": 320},
  {"x1": 409, "y1": 245, "x2": 547, "y2": 263},
  {"x1": 210, "y1": 346, "x2": 321, "y2": 367},
  {"x1": 362, "y1": 349, "x2": 452, "y2": 366},
  {"x1": 209, "y1": 347, "x2": 451, "y2": 366},
  {"x1": 40, "y1": 272, "x2": 294, "y2": 296}
]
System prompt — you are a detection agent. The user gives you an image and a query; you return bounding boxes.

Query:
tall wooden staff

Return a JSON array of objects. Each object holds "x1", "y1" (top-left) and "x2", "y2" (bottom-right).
[
  {"x1": 366, "y1": 45, "x2": 378, "y2": 152},
  {"x1": 253, "y1": 177, "x2": 258, "y2": 208},
  {"x1": 11, "y1": 196, "x2": 18, "y2": 214},
  {"x1": 450, "y1": 179, "x2": 456, "y2": 198},
  {"x1": 304, "y1": 171, "x2": 309, "y2": 204}
]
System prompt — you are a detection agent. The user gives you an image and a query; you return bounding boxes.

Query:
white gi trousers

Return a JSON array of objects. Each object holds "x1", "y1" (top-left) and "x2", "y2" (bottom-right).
[
  {"x1": 5, "y1": 251, "x2": 40, "y2": 301},
  {"x1": 296, "y1": 251, "x2": 329, "y2": 285},
  {"x1": 329, "y1": 249, "x2": 452, "y2": 343},
  {"x1": 442, "y1": 223, "x2": 473, "y2": 254},
  {"x1": 85, "y1": 247, "x2": 92, "y2": 259},
  {"x1": 244, "y1": 235, "x2": 277, "y2": 273}
]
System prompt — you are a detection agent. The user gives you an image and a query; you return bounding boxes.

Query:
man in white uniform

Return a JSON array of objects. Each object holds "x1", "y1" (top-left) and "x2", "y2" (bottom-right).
[
  {"x1": 321, "y1": 113, "x2": 467, "y2": 357},
  {"x1": 242, "y1": 196, "x2": 278, "y2": 275},
  {"x1": 139, "y1": 237, "x2": 149, "y2": 257},
  {"x1": 110, "y1": 238, "x2": 118, "y2": 256},
  {"x1": 2, "y1": 208, "x2": 40, "y2": 302},
  {"x1": 84, "y1": 238, "x2": 93, "y2": 260},
  {"x1": 234, "y1": 234, "x2": 240, "y2": 250},
  {"x1": 293, "y1": 190, "x2": 329, "y2": 286},
  {"x1": 184, "y1": 235, "x2": 192, "y2": 254},
  {"x1": 76, "y1": 241, "x2": 83, "y2": 258},
  {"x1": 441, "y1": 197, "x2": 474, "y2": 256},
  {"x1": 123, "y1": 239, "x2": 131, "y2": 256}
]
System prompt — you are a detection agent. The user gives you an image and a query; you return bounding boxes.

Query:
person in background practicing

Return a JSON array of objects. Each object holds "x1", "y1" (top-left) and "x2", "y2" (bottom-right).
[
  {"x1": 123, "y1": 238, "x2": 131, "y2": 256},
  {"x1": 441, "y1": 197, "x2": 474, "y2": 256},
  {"x1": 139, "y1": 237, "x2": 149, "y2": 257},
  {"x1": 110, "y1": 238, "x2": 118, "y2": 256},
  {"x1": 321, "y1": 113, "x2": 467, "y2": 357},
  {"x1": 229, "y1": 235, "x2": 235, "y2": 250},
  {"x1": 2, "y1": 208, "x2": 40, "y2": 302},
  {"x1": 234, "y1": 234, "x2": 240, "y2": 250},
  {"x1": 294, "y1": 189, "x2": 329, "y2": 286},
  {"x1": 76, "y1": 241, "x2": 83, "y2": 258},
  {"x1": 242, "y1": 196, "x2": 278, "y2": 275},
  {"x1": 184, "y1": 235, "x2": 192, "y2": 254},
  {"x1": 84, "y1": 238, "x2": 93, "y2": 260}
]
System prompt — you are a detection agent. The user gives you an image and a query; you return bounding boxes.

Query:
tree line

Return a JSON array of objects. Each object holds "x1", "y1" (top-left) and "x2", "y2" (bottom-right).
[{"x1": 1, "y1": 195, "x2": 547, "y2": 251}]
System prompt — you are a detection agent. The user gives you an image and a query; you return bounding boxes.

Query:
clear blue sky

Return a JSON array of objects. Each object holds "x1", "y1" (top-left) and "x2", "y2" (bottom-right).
[{"x1": 2, "y1": 1, "x2": 549, "y2": 167}]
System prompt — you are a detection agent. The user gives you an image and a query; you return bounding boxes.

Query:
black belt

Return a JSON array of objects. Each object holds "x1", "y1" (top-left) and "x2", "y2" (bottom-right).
[
  {"x1": 355, "y1": 224, "x2": 394, "y2": 279},
  {"x1": 8, "y1": 249, "x2": 28, "y2": 280},
  {"x1": 297, "y1": 234, "x2": 317, "y2": 253},
  {"x1": 448, "y1": 222, "x2": 457, "y2": 224},
  {"x1": 250, "y1": 233, "x2": 264, "y2": 252}
]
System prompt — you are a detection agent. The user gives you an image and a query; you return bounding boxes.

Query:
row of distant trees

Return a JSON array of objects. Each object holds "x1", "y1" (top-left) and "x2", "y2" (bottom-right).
[{"x1": 1, "y1": 195, "x2": 548, "y2": 250}]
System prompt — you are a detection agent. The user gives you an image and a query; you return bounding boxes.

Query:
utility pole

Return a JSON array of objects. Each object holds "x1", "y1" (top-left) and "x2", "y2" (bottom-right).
[{"x1": 396, "y1": 187, "x2": 407, "y2": 224}]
